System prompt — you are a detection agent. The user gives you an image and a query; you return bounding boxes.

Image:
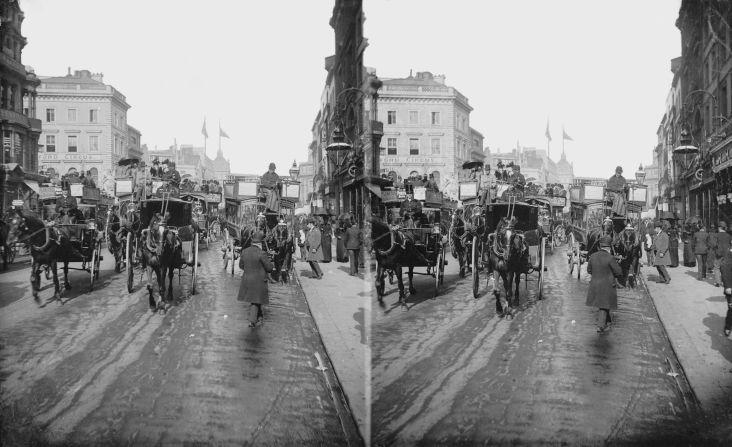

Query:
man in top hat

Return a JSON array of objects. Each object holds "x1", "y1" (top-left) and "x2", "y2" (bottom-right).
[
  {"x1": 651, "y1": 221, "x2": 671, "y2": 284},
  {"x1": 150, "y1": 157, "x2": 163, "y2": 178},
  {"x1": 261, "y1": 162, "x2": 281, "y2": 212},
  {"x1": 586, "y1": 235, "x2": 623, "y2": 333},
  {"x1": 237, "y1": 230, "x2": 275, "y2": 328},
  {"x1": 607, "y1": 166, "x2": 628, "y2": 217},
  {"x1": 479, "y1": 164, "x2": 497, "y2": 205},
  {"x1": 508, "y1": 163, "x2": 526, "y2": 190},
  {"x1": 55, "y1": 186, "x2": 78, "y2": 216},
  {"x1": 400, "y1": 184, "x2": 422, "y2": 227},
  {"x1": 711, "y1": 221, "x2": 732, "y2": 287},
  {"x1": 162, "y1": 160, "x2": 181, "y2": 187}
]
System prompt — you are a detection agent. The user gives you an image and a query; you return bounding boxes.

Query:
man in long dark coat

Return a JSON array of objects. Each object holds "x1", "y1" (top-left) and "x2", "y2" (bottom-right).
[
  {"x1": 606, "y1": 166, "x2": 627, "y2": 217},
  {"x1": 720, "y1": 239, "x2": 732, "y2": 337},
  {"x1": 692, "y1": 224, "x2": 710, "y2": 280},
  {"x1": 711, "y1": 221, "x2": 732, "y2": 287},
  {"x1": 586, "y1": 235, "x2": 623, "y2": 333},
  {"x1": 306, "y1": 219, "x2": 323, "y2": 279},
  {"x1": 261, "y1": 162, "x2": 281, "y2": 212},
  {"x1": 237, "y1": 231, "x2": 274, "y2": 328},
  {"x1": 652, "y1": 221, "x2": 671, "y2": 284},
  {"x1": 344, "y1": 217, "x2": 362, "y2": 276}
]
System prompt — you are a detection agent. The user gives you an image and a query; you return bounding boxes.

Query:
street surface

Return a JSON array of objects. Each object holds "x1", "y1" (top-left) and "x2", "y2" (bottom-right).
[
  {"x1": 371, "y1": 243, "x2": 713, "y2": 445},
  {"x1": 0, "y1": 242, "x2": 360, "y2": 445}
]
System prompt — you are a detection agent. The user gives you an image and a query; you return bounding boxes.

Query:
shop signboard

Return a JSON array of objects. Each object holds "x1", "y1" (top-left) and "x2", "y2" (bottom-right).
[
  {"x1": 381, "y1": 189, "x2": 398, "y2": 202},
  {"x1": 39, "y1": 186, "x2": 58, "y2": 200},
  {"x1": 70, "y1": 184, "x2": 84, "y2": 197},
  {"x1": 205, "y1": 193, "x2": 221, "y2": 203},
  {"x1": 413, "y1": 186, "x2": 426, "y2": 201}
]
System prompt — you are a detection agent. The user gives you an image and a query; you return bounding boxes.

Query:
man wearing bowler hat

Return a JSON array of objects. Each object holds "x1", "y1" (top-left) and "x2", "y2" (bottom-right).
[
  {"x1": 586, "y1": 235, "x2": 623, "y2": 333},
  {"x1": 237, "y1": 230, "x2": 274, "y2": 328},
  {"x1": 652, "y1": 221, "x2": 671, "y2": 284},
  {"x1": 399, "y1": 184, "x2": 422, "y2": 227}
]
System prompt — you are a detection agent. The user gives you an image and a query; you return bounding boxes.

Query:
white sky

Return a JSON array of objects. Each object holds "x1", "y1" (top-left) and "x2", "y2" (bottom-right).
[
  {"x1": 367, "y1": 0, "x2": 682, "y2": 178},
  {"x1": 20, "y1": 0, "x2": 681, "y2": 179}
]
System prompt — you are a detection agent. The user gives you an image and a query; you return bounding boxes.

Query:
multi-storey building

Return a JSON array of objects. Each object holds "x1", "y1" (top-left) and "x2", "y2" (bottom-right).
[
  {"x1": 35, "y1": 69, "x2": 138, "y2": 196},
  {"x1": 658, "y1": 0, "x2": 732, "y2": 225},
  {"x1": 147, "y1": 144, "x2": 227, "y2": 182},
  {"x1": 127, "y1": 124, "x2": 143, "y2": 159},
  {"x1": 0, "y1": 0, "x2": 43, "y2": 214},
  {"x1": 378, "y1": 71, "x2": 482, "y2": 200},
  {"x1": 484, "y1": 145, "x2": 575, "y2": 189}
]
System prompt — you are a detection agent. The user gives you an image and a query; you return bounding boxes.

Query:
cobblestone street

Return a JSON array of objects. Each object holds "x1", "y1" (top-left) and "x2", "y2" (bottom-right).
[
  {"x1": 0, "y1": 244, "x2": 360, "y2": 445},
  {"x1": 371, "y1": 246, "x2": 713, "y2": 445}
]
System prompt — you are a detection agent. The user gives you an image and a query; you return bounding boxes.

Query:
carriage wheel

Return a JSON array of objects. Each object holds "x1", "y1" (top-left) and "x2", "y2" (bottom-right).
[
  {"x1": 472, "y1": 236, "x2": 480, "y2": 298},
  {"x1": 191, "y1": 235, "x2": 199, "y2": 295},
  {"x1": 89, "y1": 243, "x2": 97, "y2": 291},
  {"x1": 538, "y1": 237, "x2": 545, "y2": 300},
  {"x1": 434, "y1": 250, "x2": 444, "y2": 298},
  {"x1": 439, "y1": 245, "x2": 446, "y2": 286},
  {"x1": 568, "y1": 233, "x2": 577, "y2": 275},
  {"x1": 231, "y1": 245, "x2": 236, "y2": 276},
  {"x1": 94, "y1": 241, "x2": 102, "y2": 280},
  {"x1": 576, "y1": 250, "x2": 582, "y2": 281},
  {"x1": 126, "y1": 234, "x2": 134, "y2": 293}
]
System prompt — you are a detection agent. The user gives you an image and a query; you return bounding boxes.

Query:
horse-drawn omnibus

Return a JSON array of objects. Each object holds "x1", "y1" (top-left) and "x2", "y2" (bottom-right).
[
  {"x1": 524, "y1": 193, "x2": 567, "y2": 253},
  {"x1": 221, "y1": 174, "x2": 299, "y2": 281},
  {"x1": 566, "y1": 182, "x2": 645, "y2": 287}
]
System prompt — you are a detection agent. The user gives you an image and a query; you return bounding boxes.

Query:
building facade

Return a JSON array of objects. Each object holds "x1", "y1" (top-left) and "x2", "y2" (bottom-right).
[
  {"x1": 0, "y1": 0, "x2": 43, "y2": 214},
  {"x1": 658, "y1": 0, "x2": 732, "y2": 226},
  {"x1": 378, "y1": 71, "x2": 480, "y2": 200},
  {"x1": 35, "y1": 69, "x2": 136, "y2": 196}
]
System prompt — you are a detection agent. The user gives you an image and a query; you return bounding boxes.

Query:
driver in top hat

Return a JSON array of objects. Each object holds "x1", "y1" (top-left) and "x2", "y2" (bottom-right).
[
  {"x1": 607, "y1": 166, "x2": 628, "y2": 217},
  {"x1": 508, "y1": 163, "x2": 526, "y2": 190},
  {"x1": 162, "y1": 160, "x2": 181, "y2": 187},
  {"x1": 55, "y1": 186, "x2": 78, "y2": 215},
  {"x1": 261, "y1": 163, "x2": 281, "y2": 211},
  {"x1": 399, "y1": 184, "x2": 422, "y2": 228}
]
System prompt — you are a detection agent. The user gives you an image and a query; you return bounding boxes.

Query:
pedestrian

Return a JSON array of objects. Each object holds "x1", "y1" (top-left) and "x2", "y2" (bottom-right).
[
  {"x1": 237, "y1": 231, "x2": 274, "y2": 328},
  {"x1": 644, "y1": 230, "x2": 654, "y2": 267},
  {"x1": 344, "y1": 217, "x2": 362, "y2": 276},
  {"x1": 306, "y1": 219, "x2": 324, "y2": 279},
  {"x1": 691, "y1": 223, "x2": 710, "y2": 280},
  {"x1": 652, "y1": 221, "x2": 671, "y2": 284},
  {"x1": 711, "y1": 221, "x2": 732, "y2": 287},
  {"x1": 720, "y1": 237, "x2": 732, "y2": 337},
  {"x1": 298, "y1": 224, "x2": 307, "y2": 261},
  {"x1": 586, "y1": 235, "x2": 623, "y2": 333},
  {"x1": 668, "y1": 222, "x2": 679, "y2": 267},
  {"x1": 335, "y1": 214, "x2": 348, "y2": 263},
  {"x1": 321, "y1": 217, "x2": 333, "y2": 263},
  {"x1": 682, "y1": 223, "x2": 696, "y2": 268}
]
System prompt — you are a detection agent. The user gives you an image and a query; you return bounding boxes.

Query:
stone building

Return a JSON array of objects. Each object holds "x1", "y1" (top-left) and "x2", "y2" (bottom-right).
[
  {"x1": 35, "y1": 69, "x2": 139, "y2": 196},
  {"x1": 378, "y1": 71, "x2": 482, "y2": 199},
  {"x1": 657, "y1": 0, "x2": 732, "y2": 225},
  {"x1": 0, "y1": 0, "x2": 43, "y2": 214}
]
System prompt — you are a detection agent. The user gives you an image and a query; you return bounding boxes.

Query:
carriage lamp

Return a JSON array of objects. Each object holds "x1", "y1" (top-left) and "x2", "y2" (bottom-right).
[
  {"x1": 325, "y1": 125, "x2": 353, "y2": 172},
  {"x1": 635, "y1": 164, "x2": 646, "y2": 186},
  {"x1": 673, "y1": 128, "x2": 699, "y2": 157},
  {"x1": 289, "y1": 160, "x2": 300, "y2": 181}
]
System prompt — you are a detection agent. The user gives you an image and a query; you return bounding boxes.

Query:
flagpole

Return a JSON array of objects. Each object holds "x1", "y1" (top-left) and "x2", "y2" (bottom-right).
[{"x1": 218, "y1": 120, "x2": 221, "y2": 156}]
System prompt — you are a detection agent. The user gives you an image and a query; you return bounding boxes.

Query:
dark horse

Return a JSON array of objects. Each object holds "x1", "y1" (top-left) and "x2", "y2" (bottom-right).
[
  {"x1": 139, "y1": 216, "x2": 165, "y2": 311},
  {"x1": 487, "y1": 217, "x2": 543, "y2": 318},
  {"x1": 371, "y1": 217, "x2": 431, "y2": 306},
  {"x1": 449, "y1": 208, "x2": 470, "y2": 278},
  {"x1": 616, "y1": 226, "x2": 642, "y2": 287},
  {"x1": 270, "y1": 222, "x2": 294, "y2": 283},
  {"x1": 6, "y1": 211, "x2": 63, "y2": 304},
  {"x1": 160, "y1": 223, "x2": 190, "y2": 303}
]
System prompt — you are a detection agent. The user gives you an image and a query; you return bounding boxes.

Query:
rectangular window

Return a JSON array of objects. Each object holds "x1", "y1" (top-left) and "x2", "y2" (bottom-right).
[
  {"x1": 431, "y1": 112, "x2": 440, "y2": 125},
  {"x1": 387, "y1": 111, "x2": 396, "y2": 125},
  {"x1": 46, "y1": 108, "x2": 55, "y2": 122},
  {"x1": 89, "y1": 109, "x2": 98, "y2": 123},
  {"x1": 67, "y1": 135, "x2": 78, "y2": 153},
  {"x1": 46, "y1": 135, "x2": 56, "y2": 152},
  {"x1": 387, "y1": 137, "x2": 397, "y2": 155},
  {"x1": 89, "y1": 135, "x2": 99, "y2": 152},
  {"x1": 431, "y1": 138, "x2": 440, "y2": 154},
  {"x1": 67, "y1": 108, "x2": 77, "y2": 122},
  {"x1": 409, "y1": 138, "x2": 419, "y2": 155},
  {"x1": 409, "y1": 111, "x2": 418, "y2": 125}
]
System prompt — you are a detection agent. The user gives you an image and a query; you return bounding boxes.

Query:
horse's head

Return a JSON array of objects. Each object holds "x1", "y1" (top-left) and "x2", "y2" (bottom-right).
[
  {"x1": 5, "y1": 210, "x2": 27, "y2": 245},
  {"x1": 274, "y1": 224, "x2": 288, "y2": 248},
  {"x1": 602, "y1": 218, "x2": 613, "y2": 235}
]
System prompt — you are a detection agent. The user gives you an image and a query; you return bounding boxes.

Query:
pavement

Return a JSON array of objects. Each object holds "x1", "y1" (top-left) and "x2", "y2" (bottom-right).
[
  {"x1": 643, "y1": 246, "x2": 732, "y2": 438},
  {"x1": 292, "y1": 245, "x2": 370, "y2": 444}
]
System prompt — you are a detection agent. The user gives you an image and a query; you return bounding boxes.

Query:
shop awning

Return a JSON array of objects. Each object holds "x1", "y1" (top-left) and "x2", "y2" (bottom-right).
[
  {"x1": 365, "y1": 182, "x2": 382, "y2": 198},
  {"x1": 24, "y1": 180, "x2": 40, "y2": 194}
]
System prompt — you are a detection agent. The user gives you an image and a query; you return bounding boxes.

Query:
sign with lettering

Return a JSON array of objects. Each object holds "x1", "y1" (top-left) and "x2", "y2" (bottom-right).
[
  {"x1": 39, "y1": 153, "x2": 104, "y2": 163},
  {"x1": 205, "y1": 193, "x2": 221, "y2": 203},
  {"x1": 237, "y1": 181, "x2": 258, "y2": 197},
  {"x1": 284, "y1": 183, "x2": 300, "y2": 200},
  {"x1": 11, "y1": 200, "x2": 24, "y2": 207},
  {"x1": 459, "y1": 182, "x2": 478, "y2": 200},
  {"x1": 115, "y1": 179, "x2": 133, "y2": 196},
  {"x1": 70, "y1": 184, "x2": 84, "y2": 197},
  {"x1": 82, "y1": 187, "x2": 101, "y2": 202},
  {"x1": 382, "y1": 156, "x2": 440, "y2": 165},
  {"x1": 381, "y1": 189, "x2": 398, "y2": 202},
  {"x1": 413, "y1": 186, "x2": 426, "y2": 200},
  {"x1": 549, "y1": 197, "x2": 566, "y2": 208},
  {"x1": 583, "y1": 185, "x2": 605, "y2": 201},
  {"x1": 425, "y1": 190, "x2": 443, "y2": 205},
  {"x1": 39, "y1": 186, "x2": 58, "y2": 200},
  {"x1": 628, "y1": 186, "x2": 647, "y2": 203}
]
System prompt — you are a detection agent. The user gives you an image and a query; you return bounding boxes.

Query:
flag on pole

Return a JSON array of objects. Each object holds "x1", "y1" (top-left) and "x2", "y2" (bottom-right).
[
  {"x1": 545, "y1": 120, "x2": 552, "y2": 142},
  {"x1": 220, "y1": 126, "x2": 230, "y2": 139},
  {"x1": 562, "y1": 127, "x2": 573, "y2": 141},
  {"x1": 201, "y1": 117, "x2": 208, "y2": 139}
]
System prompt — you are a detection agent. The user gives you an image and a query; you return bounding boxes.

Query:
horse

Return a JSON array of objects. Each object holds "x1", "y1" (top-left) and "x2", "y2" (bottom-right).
[
  {"x1": 585, "y1": 218, "x2": 615, "y2": 260},
  {"x1": 271, "y1": 223, "x2": 295, "y2": 283},
  {"x1": 615, "y1": 226, "x2": 642, "y2": 288},
  {"x1": 54, "y1": 208, "x2": 89, "y2": 291},
  {"x1": 139, "y1": 215, "x2": 165, "y2": 311},
  {"x1": 160, "y1": 224, "x2": 186, "y2": 303},
  {"x1": 487, "y1": 217, "x2": 542, "y2": 319},
  {"x1": 449, "y1": 208, "x2": 470, "y2": 278},
  {"x1": 370, "y1": 217, "x2": 432, "y2": 306},
  {"x1": 6, "y1": 211, "x2": 63, "y2": 304},
  {"x1": 106, "y1": 208, "x2": 125, "y2": 272}
]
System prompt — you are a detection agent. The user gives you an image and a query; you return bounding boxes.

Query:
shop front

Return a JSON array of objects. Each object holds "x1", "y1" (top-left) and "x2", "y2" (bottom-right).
[{"x1": 1, "y1": 163, "x2": 46, "y2": 216}]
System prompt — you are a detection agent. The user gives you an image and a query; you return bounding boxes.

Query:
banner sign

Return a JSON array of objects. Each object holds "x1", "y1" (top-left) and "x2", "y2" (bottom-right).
[
  {"x1": 381, "y1": 189, "x2": 398, "y2": 202},
  {"x1": 549, "y1": 197, "x2": 566, "y2": 208},
  {"x1": 413, "y1": 186, "x2": 426, "y2": 201},
  {"x1": 70, "y1": 184, "x2": 84, "y2": 197},
  {"x1": 11, "y1": 200, "x2": 24, "y2": 207},
  {"x1": 425, "y1": 190, "x2": 443, "y2": 205},
  {"x1": 459, "y1": 182, "x2": 478, "y2": 200},
  {"x1": 205, "y1": 193, "x2": 221, "y2": 203},
  {"x1": 82, "y1": 187, "x2": 101, "y2": 202}
]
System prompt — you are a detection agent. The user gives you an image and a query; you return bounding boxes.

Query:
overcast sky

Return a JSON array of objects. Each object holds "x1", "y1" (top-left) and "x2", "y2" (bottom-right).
[
  {"x1": 367, "y1": 0, "x2": 681, "y2": 178},
  {"x1": 21, "y1": 0, "x2": 680, "y2": 179}
]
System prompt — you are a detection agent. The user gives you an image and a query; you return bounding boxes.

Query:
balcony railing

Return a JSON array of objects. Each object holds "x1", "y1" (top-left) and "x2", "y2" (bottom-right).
[
  {"x1": 0, "y1": 51, "x2": 26, "y2": 76},
  {"x1": 0, "y1": 108, "x2": 32, "y2": 128}
]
